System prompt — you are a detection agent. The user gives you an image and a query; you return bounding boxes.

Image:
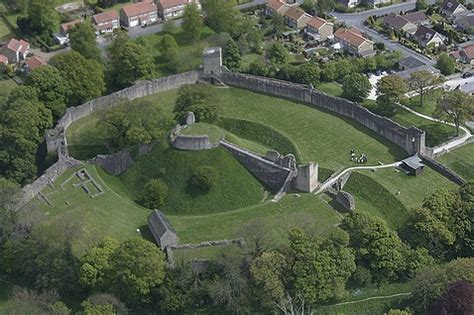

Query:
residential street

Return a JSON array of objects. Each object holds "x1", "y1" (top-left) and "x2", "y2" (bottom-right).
[{"x1": 332, "y1": 0, "x2": 437, "y2": 66}]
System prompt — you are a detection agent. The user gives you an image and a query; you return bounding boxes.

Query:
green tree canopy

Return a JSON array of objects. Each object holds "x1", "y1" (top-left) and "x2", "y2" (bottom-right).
[
  {"x1": 174, "y1": 84, "x2": 220, "y2": 123},
  {"x1": 407, "y1": 70, "x2": 441, "y2": 107},
  {"x1": 143, "y1": 178, "x2": 168, "y2": 209},
  {"x1": 376, "y1": 74, "x2": 407, "y2": 115},
  {"x1": 223, "y1": 38, "x2": 241, "y2": 71},
  {"x1": 101, "y1": 99, "x2": 169, "y2": 148},
  {"x1": 342, "y1": 73, "x2": 371, "y2": 102},
  {"x1": 26, "y1": 65, "x2": 70, "y2": 120},
  {"x1": 51, "y1": 51, "x2": 105, "y2": 106},
  {"x1": 107, "y1": 35, "x2": 156, "y2": 89},
  {"x1": 181, "y1": 2, "x2": 203, "y2": 42},
  {"x1": 436, "y1": 53, "x2": 456, "y2": 75},
  {"x1": 437, "y1": 89, "x2": 474, "y2": 136},
  {"x1": 267, "y1": 42, "x2": 288, "y2": 66},
  {"x1": 27, "y1": 0, "x2": 59, "y2": 40},
  {"x1": 69, "y1": 22, "x2": 102, "y2": 62},
  {"x1": 416, "y1": 0, "x2": 428, "y2": 10},
  {"x1": 201, "y1": 0, "x2": 241, "y2": 35}
]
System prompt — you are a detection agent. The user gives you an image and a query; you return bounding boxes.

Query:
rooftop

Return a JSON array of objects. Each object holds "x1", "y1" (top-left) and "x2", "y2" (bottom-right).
[
  {"x1": 5, "y1": 38, "x2": 29, "y2": 53},
  {"x1": 462, "y1": 44, "x2": 474, "y2": 59},
  {"x1": 307, "y1": 16, "x2": 329, "y2": 29},
  {"x1": 92, "y1": 11, "x2": 118, "y2": 25},
  {"x1": 399, "y1": 56, "x2": 425, "y2": 69},
  {"x1": 121, "y1": 1, "x2": 157, "y2": 17},
  {"x1": 334, "y1": 27, "x2": 372, "y2": 47},
  {"x1": 24, "y1": 55, "x2": 46, "y2": 70},
  {"x1": 158, "y1": 0, "x2": 189, "y2": 9},
  {"x1": 402, "y1": 155, "x2": 424, "y2": 170}
]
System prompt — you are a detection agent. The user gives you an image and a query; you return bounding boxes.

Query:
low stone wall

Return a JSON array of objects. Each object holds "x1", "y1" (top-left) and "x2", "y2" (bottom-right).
[
  {"x1": 88, "y1": 143, "x2": 154, "y2": 176},
  {"x1": 421, "y1": 155, "x2": 466, "y2": 185},
  {"x1": 172, "y1": 135, "x2": 217, "y2": 151},
  {"x1": 219, "y1": 72, "x2": 426, "y2": 155},
  {"x1": 336, "y1": 190, "x2": 356, "y2": 211}
]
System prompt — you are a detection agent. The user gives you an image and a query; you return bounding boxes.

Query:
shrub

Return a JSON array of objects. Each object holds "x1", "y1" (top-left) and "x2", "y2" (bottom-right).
[
  {"x1": 351, "y1": 265, "x2": 372, "y2": 287},
  {"x1": 143, "y1": 179, "x2": 168, "y2": 209},
  {"x1": 189, "y1": 166, "x2": 217, "y2": 192}
]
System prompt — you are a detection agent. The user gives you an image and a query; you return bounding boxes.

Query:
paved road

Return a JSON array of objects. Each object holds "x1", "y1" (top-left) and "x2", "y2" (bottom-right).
[{"x1": 332, "y1": 0, "x2": 436, "y2": 66}]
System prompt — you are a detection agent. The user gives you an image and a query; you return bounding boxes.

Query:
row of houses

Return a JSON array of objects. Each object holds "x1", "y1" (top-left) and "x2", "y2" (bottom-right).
[
  {"x1": 266, "y1": 0, "x2": 375, "y2": 57},
  {"x1": 0, "y1": 38, "x2": 46, "y2": 72}
]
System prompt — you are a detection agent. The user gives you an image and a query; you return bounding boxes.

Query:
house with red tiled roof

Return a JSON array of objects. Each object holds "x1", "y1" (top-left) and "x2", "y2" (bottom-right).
[
  {"x1": 334, "y1": 27, "x2": 374, "y2": 57},
  {"x1": 60, "y1": 20, "x2": 82, "y2": 37},
  {"x1": 92, "y1": 11, "x2": 120, "y2": 34},
  {"x1": 305, "y1": 16, "x2": 333, "y2": 41},
  {"x1": 120, "y1": 1, "x2": 158, "y2": 27},
  {"x1": 0, "y1": 55, "x2": 8, "y2": 65},
  {"x1": 24, "y1": 55, "x2": 46, "y2": 72},
  {"x1": 265, "y1": 0, "x2": 291, "y2": 16},
  {"x1": 1, "y1": 38, "x2": 30, "y2": 63},
  {"x1": 460, "y1": 44, "x2": 474, "y2": 65},
  {"x1": 283, "y1": 7, "x2": 311, "y2": 29},
  {"x1": 157, "y1": 0, "x2": 200, "y2": 20}
]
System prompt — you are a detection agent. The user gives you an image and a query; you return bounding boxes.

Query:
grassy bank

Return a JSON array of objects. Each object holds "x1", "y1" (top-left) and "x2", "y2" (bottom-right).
[{"x1": 438, "y1": 143, "x2": 474, "y2": 182}]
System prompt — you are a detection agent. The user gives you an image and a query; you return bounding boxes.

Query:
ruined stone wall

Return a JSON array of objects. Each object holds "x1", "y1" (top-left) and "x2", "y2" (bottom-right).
[
  {"x1": 172, "y1": 135, "x2": 217, "y2": 151},
  {"x1": 88, "y1": 143, "x2": 154, "y2": 176},
  {"x1": 219, "y1": 72, "x2": 426, "y2": 155},
  {"x1": 336, "y1": 190, "x2": 356, "y2": 211},
  {"x1": 421, "y1": 155, "x2": 467, "y2": 185},
  {"x1": 294, "y1": 162, "x2": 319, "y2": 193},
  {"x1": 220, "y1": 140, "x2": 292, "y2": 191}
]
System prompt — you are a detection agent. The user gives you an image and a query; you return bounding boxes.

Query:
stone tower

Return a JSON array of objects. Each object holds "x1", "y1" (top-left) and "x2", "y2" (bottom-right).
[{"x1": 203, "y1": 47, "x2": 222, "y2": 75}]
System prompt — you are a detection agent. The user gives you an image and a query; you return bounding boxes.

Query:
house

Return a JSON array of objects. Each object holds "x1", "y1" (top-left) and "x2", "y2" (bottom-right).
[
  {"x1": 120, "y1": 1, "x2": 158, "y2": 27},
  {"x1": 399, "y1": 155, "x2": 424, "y2": 176},
  {"x1": 305, "y1": 16, "x2": 334, "y2": 41},
  {"x1": 0, "y1": 55, "x2": 8, "y2": 65},
  {"x1": 460, "y1": 44, "x2": 474, "y2": 65},
  {"x1": 1, "y1": 38, "x2": 30, "y2": 63},
  {"x1": 283, "y1": 7, "x2": 311, "y2": 29},
  {"x1": 157, "y1": 0, "x2": 201, "y2": 20},
  {"x1": 455, "y1": 12, "x2": 474, "y2": 32},
  {"x1": 414, "y1": 25, "x2": 446, "y2": 48},
  {"x1": 384, "y1": 14, "x2": 418, "y2": 35},
  {"x1": 334, "y1": 27, "x2": 375, "y2": 57},
  {"x1": 60, "y1": 20, "x2": 82, "y2": 37},
  {"x1": 365, "y1": 0, "x2": 392, "y2": 7},
  {"x1": 440, "y1": 0, "x2": 467, "y2": 18},
  {"x1": 92, "y1": 11, "x2": 120, "y2": 34},
  {"x1": 148, "y1": 209, "x2": 179, "y2": 250},
  {"x1": 265, "y1": 0, "x2": 291, "y2": 16},
  {"x1": 336, "y1": 0, "x2": 360, "y2": 8},
  {"x1": 24, "y1": 55, "x2": 46, "y2": 72}
]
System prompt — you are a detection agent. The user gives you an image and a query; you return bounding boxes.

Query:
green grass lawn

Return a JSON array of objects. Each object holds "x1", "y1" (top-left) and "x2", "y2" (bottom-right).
[
  {"x1": 180, "y1": 123, "x2": 224, "y2": 144},
  {"x1": 403, "y1": 89, "x2": 442, "y2": 117},
  {"x1": 119, "y1": 143, "x2": 265, "y2": 215},
  {"x1": 316, "y1": 82, "x2": 343, "y2": 97},
  {"x1": 438, "y1": 143, "x2": 474, "y2": 182},
  {"x1": 0, "y1": 18, "x2": 13, "y2": 41},
  {"x1": 344, "y1": 166, "x2": 457, "y2": 230}
]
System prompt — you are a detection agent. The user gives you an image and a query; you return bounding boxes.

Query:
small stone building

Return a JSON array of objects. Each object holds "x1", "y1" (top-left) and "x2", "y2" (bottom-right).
[
  {"x1": 400, "y1": 155, "x2": 425, "y2": 176},
  {"x1": 148, "y1": 209, "x2": 179, "y2": 250}
]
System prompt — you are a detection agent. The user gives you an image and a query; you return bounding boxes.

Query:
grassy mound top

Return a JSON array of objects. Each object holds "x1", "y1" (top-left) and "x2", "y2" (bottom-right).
[
  {"x1": 438, "y1": 143, "x2": 474, "y2": 182},
  {"x1": 180, "y1": 123, "x2": 224, "y2": 144},
  {"x1": 119, "y1": 142, "x2": 265, "y2": 215}
]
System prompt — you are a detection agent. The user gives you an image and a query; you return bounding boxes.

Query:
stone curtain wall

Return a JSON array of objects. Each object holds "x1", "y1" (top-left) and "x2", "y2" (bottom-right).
[
  {"x1": 219, "y1": 72, "x2": 426, "y2": 155},
  {"x1": 421, "y1": 156, "x2": 467, "y2": 185},
  {"x1": 172, "y1": 135, "x2": 218, "y2": 150},
  {"x1": 336, "y1": 190, "x2": 356, "y2": 211},
  {"x1": 46, "y1": 71, "x2": 200, "y2": 154}
]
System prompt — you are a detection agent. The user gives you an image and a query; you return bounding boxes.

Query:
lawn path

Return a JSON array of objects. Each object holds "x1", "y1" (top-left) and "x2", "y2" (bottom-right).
[
  {"x1": 321, "y1": 292, "x2": 412, "y2": 307},
  {"x1": 397, "y1": 103, "x2": 472, "y2": 155}
]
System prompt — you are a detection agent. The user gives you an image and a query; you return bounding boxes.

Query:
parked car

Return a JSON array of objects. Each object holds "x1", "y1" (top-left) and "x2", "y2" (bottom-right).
[{"x1": 462, "y1": 72, "x2": 473, "y2": 78}]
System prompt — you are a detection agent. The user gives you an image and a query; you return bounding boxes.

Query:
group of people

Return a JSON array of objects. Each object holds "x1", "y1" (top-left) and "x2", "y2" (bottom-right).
[{"x1": 350, "y1": 148, "x2": 368, "y2": 164}]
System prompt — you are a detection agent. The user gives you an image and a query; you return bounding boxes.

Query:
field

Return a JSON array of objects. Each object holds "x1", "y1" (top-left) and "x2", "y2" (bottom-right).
[
  {"x1": 0, "y1": 17, "x2": 13, "y2": 41},
  {"x1": 438, "y1": 142, "x2": 474, "y2": 181}
]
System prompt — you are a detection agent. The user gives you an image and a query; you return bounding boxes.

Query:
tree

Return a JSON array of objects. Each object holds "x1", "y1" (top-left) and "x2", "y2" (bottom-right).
[
  {"x1": 162, "y1": 19, "x2": 179, "y2": 35},
  {"x1": 271, "y1": 13, "x2": 286, "y2": 35},
  {"x1": 0, "y1": 87, "x2": 52, "y2": 183},
  {"x1": 247, "y1": 58, "x2": 269, "y2": 76},
  {"x1": 143, "y1": 179, "x2": 168, "y2": 209},
  {"x1": 201, "y1": 0, "x2": 240, "y2": 35},
  {"x1": 174, "y1": 85, "x2": 219, "y2": 123},
  {"x1": 436, "y1": 53, "x2": 456, "y2": 75},
  {"x1": 407, "y1": 70, "x2": 440, "y2": 107},
  {"x1": 416, "y1": 0, "x2": 428, "y2": 10},
  {"x1": 437, "y1": 89, "x2": 473, "y2": 136},
  {"x1": 51, "y1": 51, "x2": 105, "y2": 106},
  {"x1": 2, "y1": 287, "x2": 68, "y2": 315},
  {"x1": 101, "y1": 99, "x2": 169, "y2": 148},
  {"x1": 315, "y1": 0, "x2": 335, "y2": 15},
  {"x1": 294, "y1": 63, "x2": 320, "y2": 86},
  {"x1": 267, "y1": 42, "x2": 288, "y2": 66},
  {"x1": 108, "y1": 238, "x2": 166, "y2": 305},
  {"x1": 432, "y1": 280, "x2": 474, "y2": 314},
  {"x1": 107, "y1": 35, "x2": 156, "y2": 89},
  {"x1": 341, "y1": 212, "x2": 404, "y2": 282},
  {"x1": 159, "y1": 34, "x2": 179, "y2": 73},
  {"x1": 321, "y1": 61, "x2": 338, "y2": 82},
  {"x1": 411, "y1": 258, "x2": 474, "y2": 314},
  {"x1": 189, "y1": 166, "x2": 217, "y2": 192},
  {"x1": 26, "y1": 65, "x2": 70, "y2": 120},
  {"x1": 27, "y1": 0, "x2": 59, "y2": 41},
  {"x1": 300, "y1": 0, "x2": 316, "y2": 14},
  {"x1": 69, "y1": 22, "x2": 102, "y2": 62},
  {"x1": 376, "y1": 74, "x2": 407, "y2": 115},
  {"x1": 342, "y1": 73, "x2": 371, "y2": 102},
  {"x1": 181, "y1": 3, "x2": 203, "y2": 42},
  {"x1": 223, "y1": 38, "x2": 241, "y2": 71}
]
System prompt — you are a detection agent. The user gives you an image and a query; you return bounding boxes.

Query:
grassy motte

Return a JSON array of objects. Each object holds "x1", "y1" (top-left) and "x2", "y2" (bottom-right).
[
  {"x1": 438, "y1": 143, "x2": 474, "y2": 181},
  {"x1": 119, "y1": 142, "x2": 265, "y2": 215}
]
